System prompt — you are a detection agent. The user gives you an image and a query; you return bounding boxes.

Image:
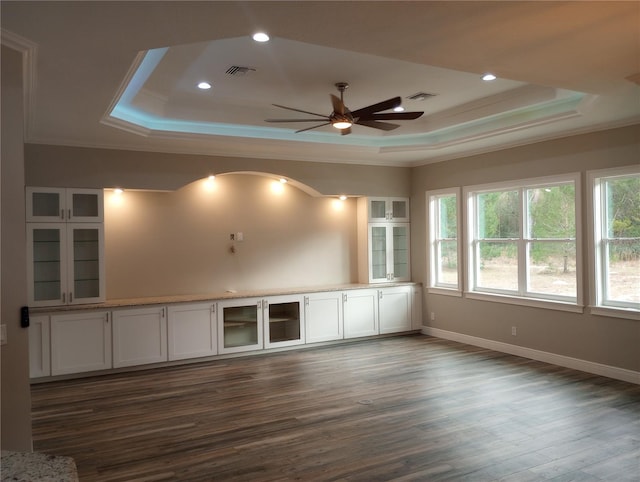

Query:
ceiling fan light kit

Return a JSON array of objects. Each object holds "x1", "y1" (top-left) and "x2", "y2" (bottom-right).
[{"x1": 266, "y1": 82, "x2": 424, "y2": 135}]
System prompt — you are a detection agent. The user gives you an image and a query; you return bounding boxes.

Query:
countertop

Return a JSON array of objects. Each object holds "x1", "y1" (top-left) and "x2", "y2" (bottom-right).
[
  {"x1": 32, "y1": 282, "x2": 420, "y2": 313},
  {"x1": 0, "y1": 450, "x2": 78, "y2": 482}
]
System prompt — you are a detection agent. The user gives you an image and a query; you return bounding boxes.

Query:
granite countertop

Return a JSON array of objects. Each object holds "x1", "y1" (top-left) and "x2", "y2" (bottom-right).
[
  {"x1": 32, "y1": 281, "x2": 420, "y2": 313},
  {"x1": 1, "y1": 450, "x2": 78, "y2": 482}
]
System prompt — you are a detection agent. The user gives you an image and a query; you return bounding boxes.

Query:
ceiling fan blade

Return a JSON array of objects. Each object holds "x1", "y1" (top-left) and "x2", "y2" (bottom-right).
[
  {"x1": 265, "y1": 118, "x2": 330, "y2": 123},
  {"x1": 340, "y1": 127, "x2": 352, "y2": 136},
  {"x1": 350, "y1": 97, "x2": 402, "y2": 118},
  {"x1": 355, "y1": 119, "x2": 400, "y2": 131},
  {"x1": 357, "y1": 111, "x2": 424, "y2": 121},
  {"x1": 295, "y1": 122, "x2": 331, "y2": 133},
  {"x1": 272, "y1": 104, "x2": 328, "y2": 118},
  {"x1": 330, "y1": 94, "x2": 345, "y2": 115}
]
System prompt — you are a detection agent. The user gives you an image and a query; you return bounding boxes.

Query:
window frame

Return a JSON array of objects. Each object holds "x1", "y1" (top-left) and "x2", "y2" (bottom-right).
[
  {"x1": 587, "y1": 165, "x2": 640, "y2": 319},
  {"x1": 464, "y1": 173, "x2": 583, "y2": 312},
  {"x1": 427, "y1": 187, "x2": 462, "y2": 296}
]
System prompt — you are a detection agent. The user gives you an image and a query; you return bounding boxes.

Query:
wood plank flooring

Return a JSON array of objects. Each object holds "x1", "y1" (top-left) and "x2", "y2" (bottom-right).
[{"x1": 31, "y1": 335, "x2": 640, "y2": 481}]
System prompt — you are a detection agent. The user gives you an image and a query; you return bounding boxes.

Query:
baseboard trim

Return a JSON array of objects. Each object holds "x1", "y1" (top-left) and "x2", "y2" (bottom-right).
[{"x1": 421, "y1": 327, "x2": 640, "y2": 385}]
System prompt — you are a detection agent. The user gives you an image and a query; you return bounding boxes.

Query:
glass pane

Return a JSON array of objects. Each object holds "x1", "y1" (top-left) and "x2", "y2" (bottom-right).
[
  {"x1": 223, "y1": 305, "x2": 258, "y2": 348},
  {"x1": 476, "y1": 241, "x2": 518, "y2": 291},
  {"x1": 268, "y1": 301, "x2": 301, "y2": 343},
  {"x1": 371, "y1": 226, "x2": 387, "y2": 279},
  {"x1": 32, "y1": 192, "x2": 60, "y2": 217},
  {"x1": 436, "y1": 240, "x2": 458, "y2": 286},
  {"x1": 527, "y1": 184, "x2": 575, "y2": 238},
  {"x1": 393, "y1": 226, "x2": 408, "y2": 278},
  {"x1": 527, "y1": 241, "x2": 576, "y2": 298},
  {"x1": 33, "y1": 229, "x2": 62, "y2": 301},
  {"x1": 370, "y1": 200, "x2": 387, "y2": 219},
  {"x1": 605, "y1": 176, "x2": 640, "y2": 239},
  {"x1": 438, "y1": 195, "x2": 457, "y2": 238},
  {"x1": 478, "y1": 190, "x2": 519, "y2": 238},
  {"x1": 605, "y1": 240, "x2": 640, "y2": 303},
  {"x1": 73, "y1": 229, "x2": 100, "y2": 299},
  {"x1": 391, "y1": 200, "x2": 406, "y2": 219},
  {"x1": 72, "y1": 193, "x2": 99, "y2": 218}
]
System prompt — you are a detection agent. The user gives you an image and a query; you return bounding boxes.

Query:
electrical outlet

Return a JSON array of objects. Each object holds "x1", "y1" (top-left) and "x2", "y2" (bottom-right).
[
  {"x1": 511, "y1": 326, "x2": 517, "y2": 336},
  {"x1": 230, "y1": 233, "x2": 235, "y2": 241},
  {"x1": 430, "y1": 312, "x2": 435, "y2": 321}
]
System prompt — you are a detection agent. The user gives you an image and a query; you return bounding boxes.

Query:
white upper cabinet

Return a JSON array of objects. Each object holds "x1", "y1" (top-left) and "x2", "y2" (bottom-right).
[
  {"x1": 26, "y1": 187, "x2": 103, "y2": 223},
  {"x1": 367, "y1": 223, "x2": 411, "y2": 283},
  {"x1": 27, "y1": 223, "x2": 105, "y2": 307},
  {"x1": 367, "y1": 197, "x2": 410, "y2": 222}
]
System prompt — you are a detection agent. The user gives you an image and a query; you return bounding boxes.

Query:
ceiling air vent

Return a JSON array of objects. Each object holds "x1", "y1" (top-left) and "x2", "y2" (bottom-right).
[
  {"x1": 407, "y1": 92, "x2": 437, "y2": 101},
  {"x1": 225, "y1": 66, "x2": 256, "y2": 76}
]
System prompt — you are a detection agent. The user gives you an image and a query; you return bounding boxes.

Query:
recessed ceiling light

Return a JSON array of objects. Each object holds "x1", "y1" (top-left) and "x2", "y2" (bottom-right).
[
  {"x1": 339, "y1": 195, "x2": 347, "y2": 201},
  {"x1": 197, "y1": 81, "x2": 212, "y2": 90},
  {"x1": 482, "y1": 73, "x2": 497, "y2": 81},
  {"x1": 393, "y1": 106, "x2": 405, "y2": 112},
  {"x1": 279, "y1": 178, "x2": 287, "y2": 184},
  {"x1": 252, "y1": 32, "x2": 270, "y2": 42}
]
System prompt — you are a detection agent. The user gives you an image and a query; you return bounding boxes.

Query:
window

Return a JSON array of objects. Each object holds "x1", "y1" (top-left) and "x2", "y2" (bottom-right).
[
  {"x1": 466, "y1": 174, "x2": 581, "y2": 308},
  {"x1": 590, "y1": 166, "x2": 640, "y2": 312},
  {"x1": 428, "y1": 188, "x2": 461, "y2": 293}
]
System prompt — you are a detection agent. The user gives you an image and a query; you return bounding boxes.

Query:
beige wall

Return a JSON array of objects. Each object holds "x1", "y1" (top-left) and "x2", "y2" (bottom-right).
[
  {"x1": 1, "y1": 45, "x2": 32, "y2": 451},
  {"x1": 410, "y1": 124, "x2": 640, "y2": 372},
  {"x1": 24, "y1": 144, "x2": 411, "y2": 197},
  {"x1": 105, "y1": 174, "x2": 358, "y2": 298}
]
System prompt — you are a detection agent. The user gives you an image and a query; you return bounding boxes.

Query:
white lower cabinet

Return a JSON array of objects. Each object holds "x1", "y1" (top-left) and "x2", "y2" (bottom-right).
[
  {"x1": 112, "y1": 306, "x2": 167, "y2": 368},
  {"x1": 304, "y1": 291, "x2": 343, "y2": 343},
  {"x1": 31, "y1": 284, "x2": 417, "y2": 379},
  {"x1": 379, "y1": 286, "x2": 412, "y2": 334},
  {"x1": 29, "y1": 315, "x2": 51, "y2": 378},
  {"x1": 343, "y1": 289, "x2": 379, "y2": 339},
  {"x1": 168, "y1": 302, "x2": 217, "y2": 361},
  {"x1": 51, "y1": 311, "x2": 111, "y2": 375}
]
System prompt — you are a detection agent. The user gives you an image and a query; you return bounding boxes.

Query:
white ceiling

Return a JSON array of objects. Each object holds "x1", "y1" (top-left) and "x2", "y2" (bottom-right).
[{"x1": 2, "y1": 1, "x2": 639, "y2": 167}]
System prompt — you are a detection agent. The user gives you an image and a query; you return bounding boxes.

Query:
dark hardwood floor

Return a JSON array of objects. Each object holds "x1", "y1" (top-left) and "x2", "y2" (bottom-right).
[{"x1": 31, "y1": 335, "x2": 640, "y2": 481}]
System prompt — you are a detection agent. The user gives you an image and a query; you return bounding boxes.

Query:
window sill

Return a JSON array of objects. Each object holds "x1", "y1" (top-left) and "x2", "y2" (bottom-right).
[
  {"x1": 427, "y1": 287, "x2": 462, "y2": 297},
  {"x1": 589, "y1": 306, "x2": 640, "y2": 321},
  {"x1": 464, "y1": 291, "x2": 584, "y2": 313}
]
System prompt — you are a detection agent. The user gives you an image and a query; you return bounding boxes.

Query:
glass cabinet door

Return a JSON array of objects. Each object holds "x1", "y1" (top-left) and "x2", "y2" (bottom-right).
[
  {"x1": 392, "y1": 224, "x2": 410, "y2": 280},
  {"x1": 370, "y1": 225, "x2": 388, "y2": 282},
  {"x1": 26, "y1": 187, "x2": 66, "y2": 222},
  {"x1": 27, "y1": 224, "x2": 67, "y2": 306},
  {"x1": 69, "y1": 224, "x2": 104, "y2": 303},
  {"x1": 69, "y1": 189, "x2": 103, "y2": 222},
  {"x1": 264, "y1": 296, "x2": 304, "y2": 348},
  {"x1": 218, "y1": 299, "x2": 263, "y2": 353}
]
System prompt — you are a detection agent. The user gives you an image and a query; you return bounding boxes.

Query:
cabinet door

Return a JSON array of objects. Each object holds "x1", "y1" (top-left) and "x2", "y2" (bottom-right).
[
  {"x1": 27, "y1": 224, "x2": 68, "y2": 307},
  {"x1": 67, "y1": 223, "x2": 105, "y2": 304},
  {"x1": 29, "y1": 315, "x2": 51, "y2": 378},
  {"x1": 379, "y1": 286, "x2": 412, "y2": 334},
  {"x1": 389, "y1": 197, "x2": 410, "y2": 222},
  {"x1": 343, "y1": 289, "x2": 379, "y2": 338},
  {"x1": 391, "y1": 224, "x2": 411, "y2": 281},
  {"x1": 26, "y1": 187, "x2": 66, "y2": 222},
  {"x1": 168, "y1": 303, "x2": 217, "y2": 361},
  {"x1": 51, "y1": 311, "x2": 111, "y2": 375},
  {"x1": 369, "y1": 224, "x2": 389, "y2": 282},
  {"x1": 113, "y1": 307, "x2": 168, "y2": 368},
  {"x1": 368, "y1": 198, "x2": 389, "y2": 222},
  {"x1": 67, "y1": 188, "x2": 104, "y2": 222},
  {"x1": 304, "y1": 292, "x2": 343, "y2": 343},
  {"x1": 264, "y1": 295, "x2": 305, "y2": 349},
  {"x1": 218, "y1": 298, "x2": 263, "y2": 354}
]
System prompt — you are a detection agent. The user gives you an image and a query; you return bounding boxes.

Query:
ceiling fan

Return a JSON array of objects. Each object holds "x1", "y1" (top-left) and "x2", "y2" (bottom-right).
[{"x1": 265, "y1": 82, "x2": 423, "y2": 135}]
